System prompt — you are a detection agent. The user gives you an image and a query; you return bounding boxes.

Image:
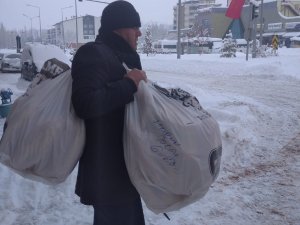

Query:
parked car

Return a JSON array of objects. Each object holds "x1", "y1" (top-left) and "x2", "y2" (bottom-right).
[
  {"x1": 0, "y1": 53, "x2": 4, "y2": 71},
  {"x1": 0, "y1": 53, "x2": 21, "y2": 73},
  {"x1": 21, "y1": 43, "x2": 71, "y2": 81}
]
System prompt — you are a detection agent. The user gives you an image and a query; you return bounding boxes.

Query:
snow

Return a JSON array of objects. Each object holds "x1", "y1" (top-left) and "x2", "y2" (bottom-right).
[
  {"x1": 197, "y1": 7, "x2": 213, "y2": 13},
  {"x1": 291, "y1": 36, "x2": 300, "y2": 41},
  {"x1": 0, "y1": 49, "x2": 17, "y2": 54},
  {"x1": 283, "y1": 32, "x2": 300, "y2": 38},
  {"x1": 0, "y1": 48, "x2": 300, "y2": 225},
  {"x1": 249, "y1": 0, "x2": 260, "y2": 7}
]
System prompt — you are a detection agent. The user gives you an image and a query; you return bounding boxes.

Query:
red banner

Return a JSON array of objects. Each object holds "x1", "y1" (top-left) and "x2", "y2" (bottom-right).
[{"x1": 225, "y1": 0, "x2": 245, "y2": 19}]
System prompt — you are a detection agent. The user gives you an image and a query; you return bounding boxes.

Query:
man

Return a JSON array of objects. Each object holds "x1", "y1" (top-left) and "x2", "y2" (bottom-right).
[{"x1": 71, "y1": 1, "x2": 147, "y2": 225}]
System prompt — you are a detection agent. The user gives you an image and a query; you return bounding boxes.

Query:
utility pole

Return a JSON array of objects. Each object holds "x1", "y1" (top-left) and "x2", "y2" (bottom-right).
[
  {"x1": 246, "y1": 3, "x2": 253, "y2": 61},
  {"x1": 75, "y1": 0, "x2": 79, "y2": 49},
  {"x1": 252, "y1": 14, "x2": 257, "y2": 58},
  {"x1": 177, "y1": 0, "x2": 182, "y2": 59},
  {"x1": 61, "y1": 9, "x2": 65, "y2": 50},
  {"x1": 77, "y1": 0, "x2": 109, "y2": 49},
  {"x1": 259, "y1": 0, "x2": 264, "y2": 47},
  {"x1": 251, "y1": 1, "x2": 259, "y2": 58}
]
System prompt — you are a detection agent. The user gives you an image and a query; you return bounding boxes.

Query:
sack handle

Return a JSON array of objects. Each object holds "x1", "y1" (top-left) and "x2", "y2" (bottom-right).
[
  {"x1": 123, "y1": 62, "x2": 154, "y2": 86},
  {"x1": 122, "y1": 62, "x2": 131, "y2": 73}
]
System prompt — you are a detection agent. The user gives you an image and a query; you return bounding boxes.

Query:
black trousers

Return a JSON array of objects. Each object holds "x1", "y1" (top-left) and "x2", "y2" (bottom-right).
[{"x1": 93, "y1": 198, "x2": 145, "y2": 225}]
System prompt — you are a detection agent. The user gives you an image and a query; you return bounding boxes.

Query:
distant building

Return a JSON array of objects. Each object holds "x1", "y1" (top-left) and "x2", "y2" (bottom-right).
[
  {"x1": 46, "y1": 15, "x2": 101, "y2": 48},
  {"x1": 173, "y1": 0, "x2": 221, "y2": 30},
  {"x1": 193, "y1": 0, "x2": 300, "y2": 44},
  {"x1": 46, "y1": 28, "x2": 57, "y2": 45}
]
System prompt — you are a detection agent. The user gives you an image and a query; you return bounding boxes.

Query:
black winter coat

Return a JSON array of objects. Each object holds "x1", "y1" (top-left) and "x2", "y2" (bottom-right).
[{"x1": 71, "y1": 31, "x2": 141, "y2": 206}]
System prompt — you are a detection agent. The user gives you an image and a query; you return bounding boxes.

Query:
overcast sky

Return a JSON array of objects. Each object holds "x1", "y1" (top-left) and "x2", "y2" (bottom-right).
[{"x1": 0, "y1": 0, "x2": 226, "y2": 30}]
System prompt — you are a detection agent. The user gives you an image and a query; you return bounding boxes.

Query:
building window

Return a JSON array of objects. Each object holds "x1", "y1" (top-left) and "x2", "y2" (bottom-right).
[
  {"x1": 202, "y1": 19, "x2": 209, "y2": 27},
  {"x1": 83, "y1": 15, "x2": 95, "y2": 36},
  {"x1": 84, "y1": 35, "x2": 95, "y2": 40},
  {"x1": 189, "y1": 6, "x2": 198, "y2": 10}
]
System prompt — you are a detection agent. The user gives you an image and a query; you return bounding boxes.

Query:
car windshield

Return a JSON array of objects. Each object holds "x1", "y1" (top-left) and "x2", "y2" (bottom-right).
[
  {"x1": 6, "y1": 54, "x2": 21, "y2": 59},
  {"x1": 0, "y1": 53, "x2": 4, "y2": 59}
]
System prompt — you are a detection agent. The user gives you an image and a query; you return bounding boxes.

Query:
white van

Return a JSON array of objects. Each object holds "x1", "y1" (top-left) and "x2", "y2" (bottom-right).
[{"x1": 153, "y1": 40, "x2": 177, "y2": 54}]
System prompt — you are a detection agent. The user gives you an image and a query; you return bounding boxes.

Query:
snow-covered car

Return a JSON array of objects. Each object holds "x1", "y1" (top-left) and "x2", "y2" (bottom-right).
[
  {"x1": 21, "y1": 43, "x2": 71, "y2": 81},
  {"x1": 0, "y1": 53, "x2": 21, "y2": 73}
]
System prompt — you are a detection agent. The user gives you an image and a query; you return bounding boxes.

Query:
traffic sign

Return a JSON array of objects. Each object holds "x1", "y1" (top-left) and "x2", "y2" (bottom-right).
[{"x1": 272, "y1": 35, "x2": 279, "y2": 49}]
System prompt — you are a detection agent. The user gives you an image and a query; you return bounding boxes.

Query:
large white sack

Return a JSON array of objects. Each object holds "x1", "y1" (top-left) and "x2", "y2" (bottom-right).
[
  {"x1": 124, "y1": 81, "x2": 222, "y2": 214},
  {"x1": 0, "y1": 58, "x2": 85, "y2": 184}
]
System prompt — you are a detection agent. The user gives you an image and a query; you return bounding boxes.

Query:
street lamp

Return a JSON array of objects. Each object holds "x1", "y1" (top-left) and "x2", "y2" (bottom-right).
[
  {"x1": 26, "y1": 4, "x2": 42, "y2": 42},
  {"x1": 23, "y1": 14, "x2": 38, "y2": 43},
  {"x1": 61, "y1": 6, "x2": 73, "y2": 50},
  {"x1": 75, "y1": 0, "x2": 79, "y2": 49}
]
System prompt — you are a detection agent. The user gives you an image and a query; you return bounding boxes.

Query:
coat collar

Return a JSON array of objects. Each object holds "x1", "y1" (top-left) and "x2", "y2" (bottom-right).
[
  {"x1": 95, "y1": 30, "x2": 142, "y2": 70},
  {"x1": 95, "y1": 30, "x2": 135, "y2": 54}
]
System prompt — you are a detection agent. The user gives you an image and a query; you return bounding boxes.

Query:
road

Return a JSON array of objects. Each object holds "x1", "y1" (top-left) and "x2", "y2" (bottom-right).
[{"x1": 0, "y1": 66, "x2": 299, "y2": 225}]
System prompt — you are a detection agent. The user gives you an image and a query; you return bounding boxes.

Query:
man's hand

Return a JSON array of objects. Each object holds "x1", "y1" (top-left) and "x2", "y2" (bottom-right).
[{"x1": 124, "y1": 69, "x2": 147, "y2": 88}]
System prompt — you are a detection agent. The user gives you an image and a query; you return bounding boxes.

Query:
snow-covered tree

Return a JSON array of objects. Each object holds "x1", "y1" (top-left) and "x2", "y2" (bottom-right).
[
  {"x1": 187, "y1": 21, "x2": 210, "y2": 54},
  {"x1": 142, "y1": 26, "x2": 154, "y2": 56},
  {"x1": 186, "y1": 7, "x2": 213, "y2": 54},
  {"x1": 141, "y1": 23, "x2": 171, "y2": 41},
  {"x1": 220, "y1": 30, "x2": 237, "y2": 58}
]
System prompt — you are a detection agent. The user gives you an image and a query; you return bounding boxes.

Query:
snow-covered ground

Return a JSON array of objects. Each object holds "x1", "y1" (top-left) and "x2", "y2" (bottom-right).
[{"x1": 0, "y1": 48, "x2": 299, "y2": 225}]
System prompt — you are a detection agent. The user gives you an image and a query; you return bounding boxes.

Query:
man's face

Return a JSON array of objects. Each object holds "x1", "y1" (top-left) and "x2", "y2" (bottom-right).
[{"x1": 114, "y1": 27, "x2": 142, "y2": 50}]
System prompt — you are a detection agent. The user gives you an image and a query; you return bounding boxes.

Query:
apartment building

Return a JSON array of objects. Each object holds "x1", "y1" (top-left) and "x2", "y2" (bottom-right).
[
  {"x1": 173, "y1": 0, "x2": 221, "y2": 30},
  {"x1": 46, "y1": 15, "x2": 101, "y2": 48}
]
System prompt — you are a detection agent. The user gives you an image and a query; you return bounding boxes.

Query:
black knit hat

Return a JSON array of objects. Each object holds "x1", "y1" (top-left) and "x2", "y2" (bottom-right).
[{"x1": 100, "y1": 1, "x2": 141, "y2": 32}]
